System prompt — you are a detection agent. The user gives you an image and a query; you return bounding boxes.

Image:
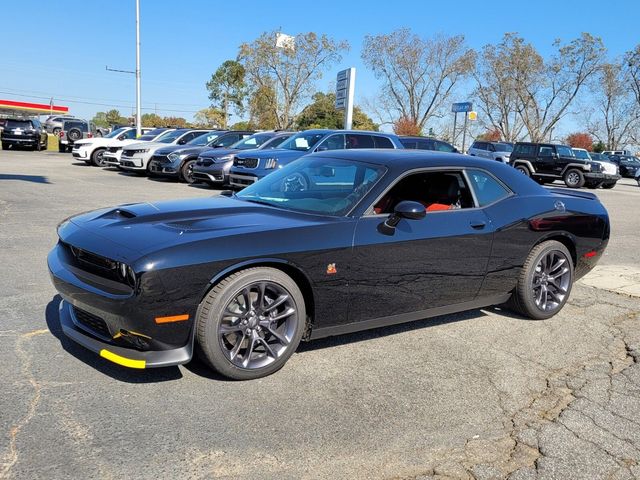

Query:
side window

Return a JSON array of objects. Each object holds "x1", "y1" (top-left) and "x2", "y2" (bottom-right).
[
  {"x1": 418, "y1": 140, "x2": 435, "y2": 150},
  {"x1": 467, "y1": 170, "x2": 510, "y2": 207},
  {"x1": 373, "y1": 136, "x2": 394, "y2": 149},
  {"x1": 435, "y1": 141, "x2": 456, "y2": 152},
  {"x1": 217, "y1": 134, "x2": 239, "y2": 147},
  {"x1": 539, "y1": 146, "x2": 554, "y2": 157},
  {"x1": 346, "y1": 134, "x2": 374, "y2": 149},
  {"x1": 475, "y1": 142, "x2": 487, "y2": 150},
  {"x1": 400, "y1": 139, "x2": 418, "y2": 149},
  {"x1": 124, "y1": 129, "x2": 137, "y2": 140},
  {"x1": 556, "y1": 145, "x2": 574, "y2": 157},
  {"x1": 514, "y1": 144, "x2": 535, "y2": 156},
  {"x1": 319, "y1": 134, "x2": 345, "y2": 151},
  {"x1": 373, "y1": 171, "x2": 475, "y2": 214},
  {"x1": 487, "y1": 143, "x2": 495, "y2": 152}
]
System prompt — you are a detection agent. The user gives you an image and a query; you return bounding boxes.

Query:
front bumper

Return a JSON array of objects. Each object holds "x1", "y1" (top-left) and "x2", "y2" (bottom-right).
[
  {"x1": 103, "y1": 151, "x2": 122, "y2": 166},
  {"x1": 48, "y1": 242, "x2": 194, "y2": 369},
  {"x1": 148, "y1": 156, "x2": 180, "y2": 177},
  {"x1": 72, "y1": 147, "x2": 90, "y2": 159},
  {"x1": 58, "y1": 300, "x2": 192, "y2": 368},
  {"x1": 120, "y1": 153, "x2": 151, "y2": 170},
  {"x1": 584, "y1": 172, "x2": 620, "y2": 183},
  {"x1": 229, "y1": 172, "x2": 260, "y2": 188},
  {"x1": 192, "y1": 164, "x2": 227, "y2": 184}
]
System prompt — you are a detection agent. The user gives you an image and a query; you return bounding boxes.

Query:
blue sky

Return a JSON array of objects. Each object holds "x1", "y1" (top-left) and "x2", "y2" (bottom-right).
[{"x1": 1, "y1": 0, "x2": 638, "y2": 132}]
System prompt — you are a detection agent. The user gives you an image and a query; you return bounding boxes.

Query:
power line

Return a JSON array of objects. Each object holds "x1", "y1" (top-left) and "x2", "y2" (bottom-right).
[{"x1": 0, "y1": 90, "x2": 203, "y2": 114}]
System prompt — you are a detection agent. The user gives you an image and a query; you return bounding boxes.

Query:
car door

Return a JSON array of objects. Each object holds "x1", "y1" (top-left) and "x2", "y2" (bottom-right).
[
  {"x1": 536, "y1": 146, "x2": 556, "y2": 174},
  {"x1": 347, "y1": 169, "x2": 493, "y2": 325}
]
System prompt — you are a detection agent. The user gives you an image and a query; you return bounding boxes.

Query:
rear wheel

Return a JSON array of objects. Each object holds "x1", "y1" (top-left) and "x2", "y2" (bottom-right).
[
  {"x1": 52, "y1": 127, "x2": 61, "y2": 136},
  {"x1": 508, "y1": 240, "x2": 574, "y2": 320},
  {"x1": 515, "y1": 165, "x2": 530, "y2": 177},
  {"x1": 196, "y1": 267, "x2": 306, "y2": 380},
  {"x1": 563, "y1": 169, "x2": 585, "y2": 188}
]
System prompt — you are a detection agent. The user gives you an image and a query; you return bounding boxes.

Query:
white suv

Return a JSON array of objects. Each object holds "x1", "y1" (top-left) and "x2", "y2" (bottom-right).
[
  {"x1": 119, "y1": 129, "x2": 212, "y2": 174},
  {"x1": 573, "y1": 148, "x2": 620, "y2": 189},
  {"x1": 72, "y1": 127, "x2": 151, "y2": 166},
  {"x1": 468, "y1": 141, "x2": 513, "y2": 163},
  {"x1": 102, "y1": 128, "x2": 173, "y2": 167}
]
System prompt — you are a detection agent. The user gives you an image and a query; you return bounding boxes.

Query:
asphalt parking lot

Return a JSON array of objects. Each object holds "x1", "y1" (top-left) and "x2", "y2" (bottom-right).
[{"x1": 1, "y1": 150, "x2": 639, "y2": 480}]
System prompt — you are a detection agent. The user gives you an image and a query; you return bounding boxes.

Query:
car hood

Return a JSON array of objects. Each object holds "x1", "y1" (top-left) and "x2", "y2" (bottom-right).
[
  {"x1": 74, "y1": 138, "x2": 111, "y2": 147},
  {"x1": 60, "y1": 196, "x2": 333, "y2": 262},
  {"x1": 155, "y1": 145, "x2": 213, "y2": 156},
  {"x1": 235, "y1": 148, "x2": 305, "y2": 161},
  {"x1": 124, "y1": 141, "x2": 171, "y2": 151},
  {"x1": 198, "y1": 147, "x2": 241, "y2": 159},
  {"x1": 106, "y1": 138, "x2": 147, "y2": 148}
]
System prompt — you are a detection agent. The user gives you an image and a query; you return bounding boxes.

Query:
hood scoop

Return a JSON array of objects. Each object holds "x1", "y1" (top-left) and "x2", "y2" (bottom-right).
[{"x1": 99, "y1": 208, "x2": 138, "y2": 219}]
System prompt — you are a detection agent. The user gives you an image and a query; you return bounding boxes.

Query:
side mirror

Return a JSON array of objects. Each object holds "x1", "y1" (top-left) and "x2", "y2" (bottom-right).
[
  {"x1": 552, "y1": 152, "x2": 559, "y2": 159},
  {"x1": 178, "y1": 138, "x2": 187, "y2": 145},
  {"x1": 384, "y1": 200, "x2": 426, "y2": 229},
  {"x1": 315, "y1": 145, "x2": 329, "y2": 152},
  {"x1": 118, "y1": 135, "x2": 126, "y2": 141}
]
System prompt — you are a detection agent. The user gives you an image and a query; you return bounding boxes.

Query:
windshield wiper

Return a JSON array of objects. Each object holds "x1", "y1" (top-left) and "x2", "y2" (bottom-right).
[{"x1": 240, "y1": 198, "x2": 277, "y2": 208}]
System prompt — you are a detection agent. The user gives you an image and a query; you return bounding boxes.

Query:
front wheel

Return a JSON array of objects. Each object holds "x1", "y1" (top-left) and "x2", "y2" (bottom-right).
[
  {"x1": 515, "y1": 165, "x2": 530, "y2": 177},
  {"x1": 508, "y1": 240, "x2": 574, "y2": 320},
  {"x1": 91, "y1": 148, "x2": 106, "y2": 167},
  {"x1": 180, "y1": 159, "x2": 196, "y2": 183},
  {"x1": 601, "y1": 182, "x2": 616, "y2": 189},
  {"x1": 563, "y1": 169, "x2": 585, "y2": 188},
  {"x1": 196, "y1": 267, "x2": 306, "y2": 380}
]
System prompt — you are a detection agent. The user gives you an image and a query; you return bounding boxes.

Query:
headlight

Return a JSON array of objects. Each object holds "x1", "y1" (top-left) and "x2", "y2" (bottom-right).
[
  {"x1": 133, "y1": 148, "x2": 149, "y2": 154},
  {"x1": 264, "y1": 158, "x2": 278, "y2": 169},
  {"x1": 117, "y1": 262, "x2": 136, "y2": 287},
  {"x1": 216, "y1": 154, "x2": 233, "y2": 162},
  {"x1": 168, "y1": 153, "x2": 187, "y2": 162}
]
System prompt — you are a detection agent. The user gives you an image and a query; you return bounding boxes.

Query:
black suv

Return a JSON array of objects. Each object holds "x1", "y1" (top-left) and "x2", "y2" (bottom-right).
[
  {"x1": 510, "y1": 142, "x2": 608, "y2": 188},
  {"x1": 1, "y1": 118, "x2": 48, "y2": 151}
]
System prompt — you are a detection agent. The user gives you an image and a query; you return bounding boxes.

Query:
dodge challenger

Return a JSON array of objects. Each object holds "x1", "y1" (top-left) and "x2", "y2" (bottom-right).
[{"x1": 48, "y1": 150, "x2": 610, "y2": 379}]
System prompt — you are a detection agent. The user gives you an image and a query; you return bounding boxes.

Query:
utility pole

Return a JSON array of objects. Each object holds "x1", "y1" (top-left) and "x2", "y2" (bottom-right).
[{"x1": 135, "y1": 0, "x2": 142, "y2": 137}]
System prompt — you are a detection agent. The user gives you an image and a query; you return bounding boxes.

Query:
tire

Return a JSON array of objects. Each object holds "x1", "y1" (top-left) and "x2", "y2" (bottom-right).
[
  {"x1": 563, "y1": 169, "x2": 585, "y2": 188},
  {"x1": 67, "y1": 128, "x2": 82, "y2": 142},
  {"x1": 180, "y1": 159, "x2": 196, "y2": 183},
  {"x1": 196, "y1": 267, "x2": 306, "y2": 380},
  {"x1": 585, "y1": 182, "x2": 601, "y2": 189},
  {"x1": 515, "y1": 165, "x2": 531, "y2": 177},
  {"x1": 602, "y1": 182, "x2": 616, "y2": 189},
  {"x1": 52, "y1": 128, "x2": 61, "y2": 136},
  {"x1": 91, "y1": 148, "x2": 106, "y2": 167},
  {"x1": 508, "y1": 240, "x2": 574, "y2": 320}
]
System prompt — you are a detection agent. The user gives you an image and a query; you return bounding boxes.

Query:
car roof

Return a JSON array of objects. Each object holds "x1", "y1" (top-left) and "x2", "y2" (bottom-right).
[{"x1": 299, "y1": 129, "x2": 398, "y2": 137}]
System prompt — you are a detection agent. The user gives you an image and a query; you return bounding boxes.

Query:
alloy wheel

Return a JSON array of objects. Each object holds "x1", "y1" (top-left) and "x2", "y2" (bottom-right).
[
  {"x1": 218, "y1": 281, "x2": 298, "y2": 369},
  {"x1": 566, "y1": 172, "x2": 580, "y2": 186},
  {"x1": 532, "y1": 250, "x2": 571, "y2": 312}
]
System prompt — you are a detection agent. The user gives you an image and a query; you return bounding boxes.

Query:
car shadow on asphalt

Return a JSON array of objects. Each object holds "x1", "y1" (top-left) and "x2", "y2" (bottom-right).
[
  {"x1": 0, "y1": 174, "x2": 51, "y2": 184},
  {"x1": 45, "y1": 295, "x2": 184, "y2": 383},
  {"x1": 71, "y1": 162, "x2": 91, "y2": 166},
  {"x1": 297, "y1": 306, "x2": 526, "y2": 353}
]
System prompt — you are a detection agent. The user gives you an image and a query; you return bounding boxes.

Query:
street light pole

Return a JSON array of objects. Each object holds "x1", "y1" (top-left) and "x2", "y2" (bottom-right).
[{"x1": 135, "y1": 0, "x2": 141, "y2": 137}]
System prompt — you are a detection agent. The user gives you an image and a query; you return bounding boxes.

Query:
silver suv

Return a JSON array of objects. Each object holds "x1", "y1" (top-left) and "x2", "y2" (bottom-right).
[
  {"x1": 58, "y1": 119, "x2": 97, "y2": 153},
  {"x1": 468, "y1": 141, "x2": 513, "y2": 163},
  {"x1": 44, "y1": 115, "x2": 80, "y2": 135}
]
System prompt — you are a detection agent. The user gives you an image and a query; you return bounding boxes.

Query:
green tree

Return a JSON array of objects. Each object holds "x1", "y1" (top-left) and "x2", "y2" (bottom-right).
[
  {"x1": 248, "y1": 84, "x2": 278, "y2": 130},
  {"x1": 105, "y1": 109, "x2": 128, "y2": 126},
  {"x1": 141, "y1": 113, "x2": 164, "y2": 127},
  {"x1": 192, "y1": 108, "x2": 225, "y2": 128},
  {"x1": 592, "y1": 140, "x2": 606, "y2": 153},
  {"x1": 162, "y1": 116, "x2": 188, "y2": 128},
  {"x1": 206, "y1": 60, "x2": 247, "y2": 128},
  {"x1": 296, "y1": 92, "x2": 378, "y2": 130},
  {"x1": 91, "y1": 112, "x2": 109, "y2": 128},
  {"x1": 239, "y1": 30, "x2": 348, "y2": 129}
]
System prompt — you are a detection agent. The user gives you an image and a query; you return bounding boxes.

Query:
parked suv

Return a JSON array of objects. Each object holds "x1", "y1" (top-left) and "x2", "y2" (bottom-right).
[
  {"x1": 1, "y1": 118, "x2": 48, "y2": 151},
  {"x1": 572, "y1": 148, "x2": 619, "y2": 189},
  {"x1": 607, "y1": 154, "x2": 640, "y2": 178},
  {"x1": 511, "y1": 142, "x2": 609, "y2": 188},
  {"x1": 229, "y1": 129, "x2": 403, "y2": 189},
  {"x1": 58, "y1": 119, "x2": 97, "y2": 153},
  {"x1": 468, "y1": 141, "x2": 513, "y2": 163},
  {"x1": 44, "y1": 115, "x2": 79, "y2": 135},
  {"x1": 399, "y1": 136, "x2": 458, "y2": 153}
]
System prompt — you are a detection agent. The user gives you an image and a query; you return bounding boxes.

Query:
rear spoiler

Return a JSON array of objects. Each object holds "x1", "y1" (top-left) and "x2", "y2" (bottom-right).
[{"x1": 547, "y1": 188, "x2": 598, "y2": 200}]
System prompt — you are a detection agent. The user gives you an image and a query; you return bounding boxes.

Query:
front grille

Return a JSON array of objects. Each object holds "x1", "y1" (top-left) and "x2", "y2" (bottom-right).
[
  {"x1": 73, "y1": 307, "x2": 111, "y2": 338},
  {"x1": 108, "y1": 147, "x2": 122, "y2": 153},
  {"x1": 233, "y1": 157, "x2": 258, "y2": 169},
  {"x1": 152, "y1": 155, "x2": 170, "y2": 164}
]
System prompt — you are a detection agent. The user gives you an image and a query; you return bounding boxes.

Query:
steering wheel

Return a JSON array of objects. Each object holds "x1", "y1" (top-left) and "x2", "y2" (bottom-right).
[{"x1": 282, "y1": 172, "x2": 309, "y2": 192}]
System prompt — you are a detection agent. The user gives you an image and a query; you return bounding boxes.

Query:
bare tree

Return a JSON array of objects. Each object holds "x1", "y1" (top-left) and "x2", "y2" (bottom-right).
[
  {"x1": 587, "y1": 62, "x2": 639, "y2": 150},
  {"x1": 473, "y1": 33, "x2": 528, "y2": 142},
  {"x1": 361, "y1": 29, "x2": 475, "y2": 131},
  {"x1": 625, "y1": 44, "x2": 640, "y2": 142},
  {"x1": 513, "y1": 33, "x2": 605, "y2": 142},
  {"x1": 238, "y1": 31, "x2": 348, "y2": 129}
]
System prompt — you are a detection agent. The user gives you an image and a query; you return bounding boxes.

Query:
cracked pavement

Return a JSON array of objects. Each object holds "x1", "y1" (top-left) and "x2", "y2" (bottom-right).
[{"x1": 0, "y1": 151, "x2": 639, "y2": 479}]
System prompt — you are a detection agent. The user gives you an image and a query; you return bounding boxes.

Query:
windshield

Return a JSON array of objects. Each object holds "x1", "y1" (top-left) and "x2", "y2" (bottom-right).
[
  {"x1": 105, "y1": 128, "x2": 128, "y2": 139},
  {"x1": 278, "y1": 132, "x2": 326, "y2": 151},
  {"x1": 233, "y1": 133, "x2": 276, "y2": 150},
  {"x1": 262, "y1": 135, "x2": 291, "y2": 149},
  {"x1": 572, "y1": 149, "x2": 590, "y2": 160},
  {"x1": 236, "y1": 157, "x2": 386, "y2": 216},
  {"x1": 187, "y1": 131, "x2": 219, "y2": 146},
  {"x1": 157, "y1": 130, "x2": 185, "y2": 143},
  {"x1": 621, "y1": 156, "x2": 640, "y2": 164},
  {"x1": 493, "y1": 143, "x2": 513, "y2": 152}
]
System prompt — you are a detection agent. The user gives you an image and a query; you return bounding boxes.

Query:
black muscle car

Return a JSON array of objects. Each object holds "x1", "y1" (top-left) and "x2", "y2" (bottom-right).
[{"x1": 48, "y1": 150, "x2": 610, "y2": 380}]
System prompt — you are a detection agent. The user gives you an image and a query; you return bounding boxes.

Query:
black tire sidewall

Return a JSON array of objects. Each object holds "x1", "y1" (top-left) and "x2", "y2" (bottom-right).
[
  {"x1": 517, "y1": 240, "x2": 574, "y2": 320},
  {"x1": 181, "y1": 159, "x2": 196, "y2": 183},
  {"x1": 91, "y1": 148, "x2": 106, "y2": 166},
  {"x1": 197, "y1": 267, "x2": 306, "y2": 380},
  {"x1": 515, "y1": 165, "x2": 530, "y2": 177},
  {"x1": 564, "y1": 169, "x2": 584, "y2": 188}
]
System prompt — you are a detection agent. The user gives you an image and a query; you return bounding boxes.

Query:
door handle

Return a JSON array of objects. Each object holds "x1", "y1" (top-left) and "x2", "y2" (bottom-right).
[{"x1": 470, "y1": 220, "x2": 486, "y2": 230}]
